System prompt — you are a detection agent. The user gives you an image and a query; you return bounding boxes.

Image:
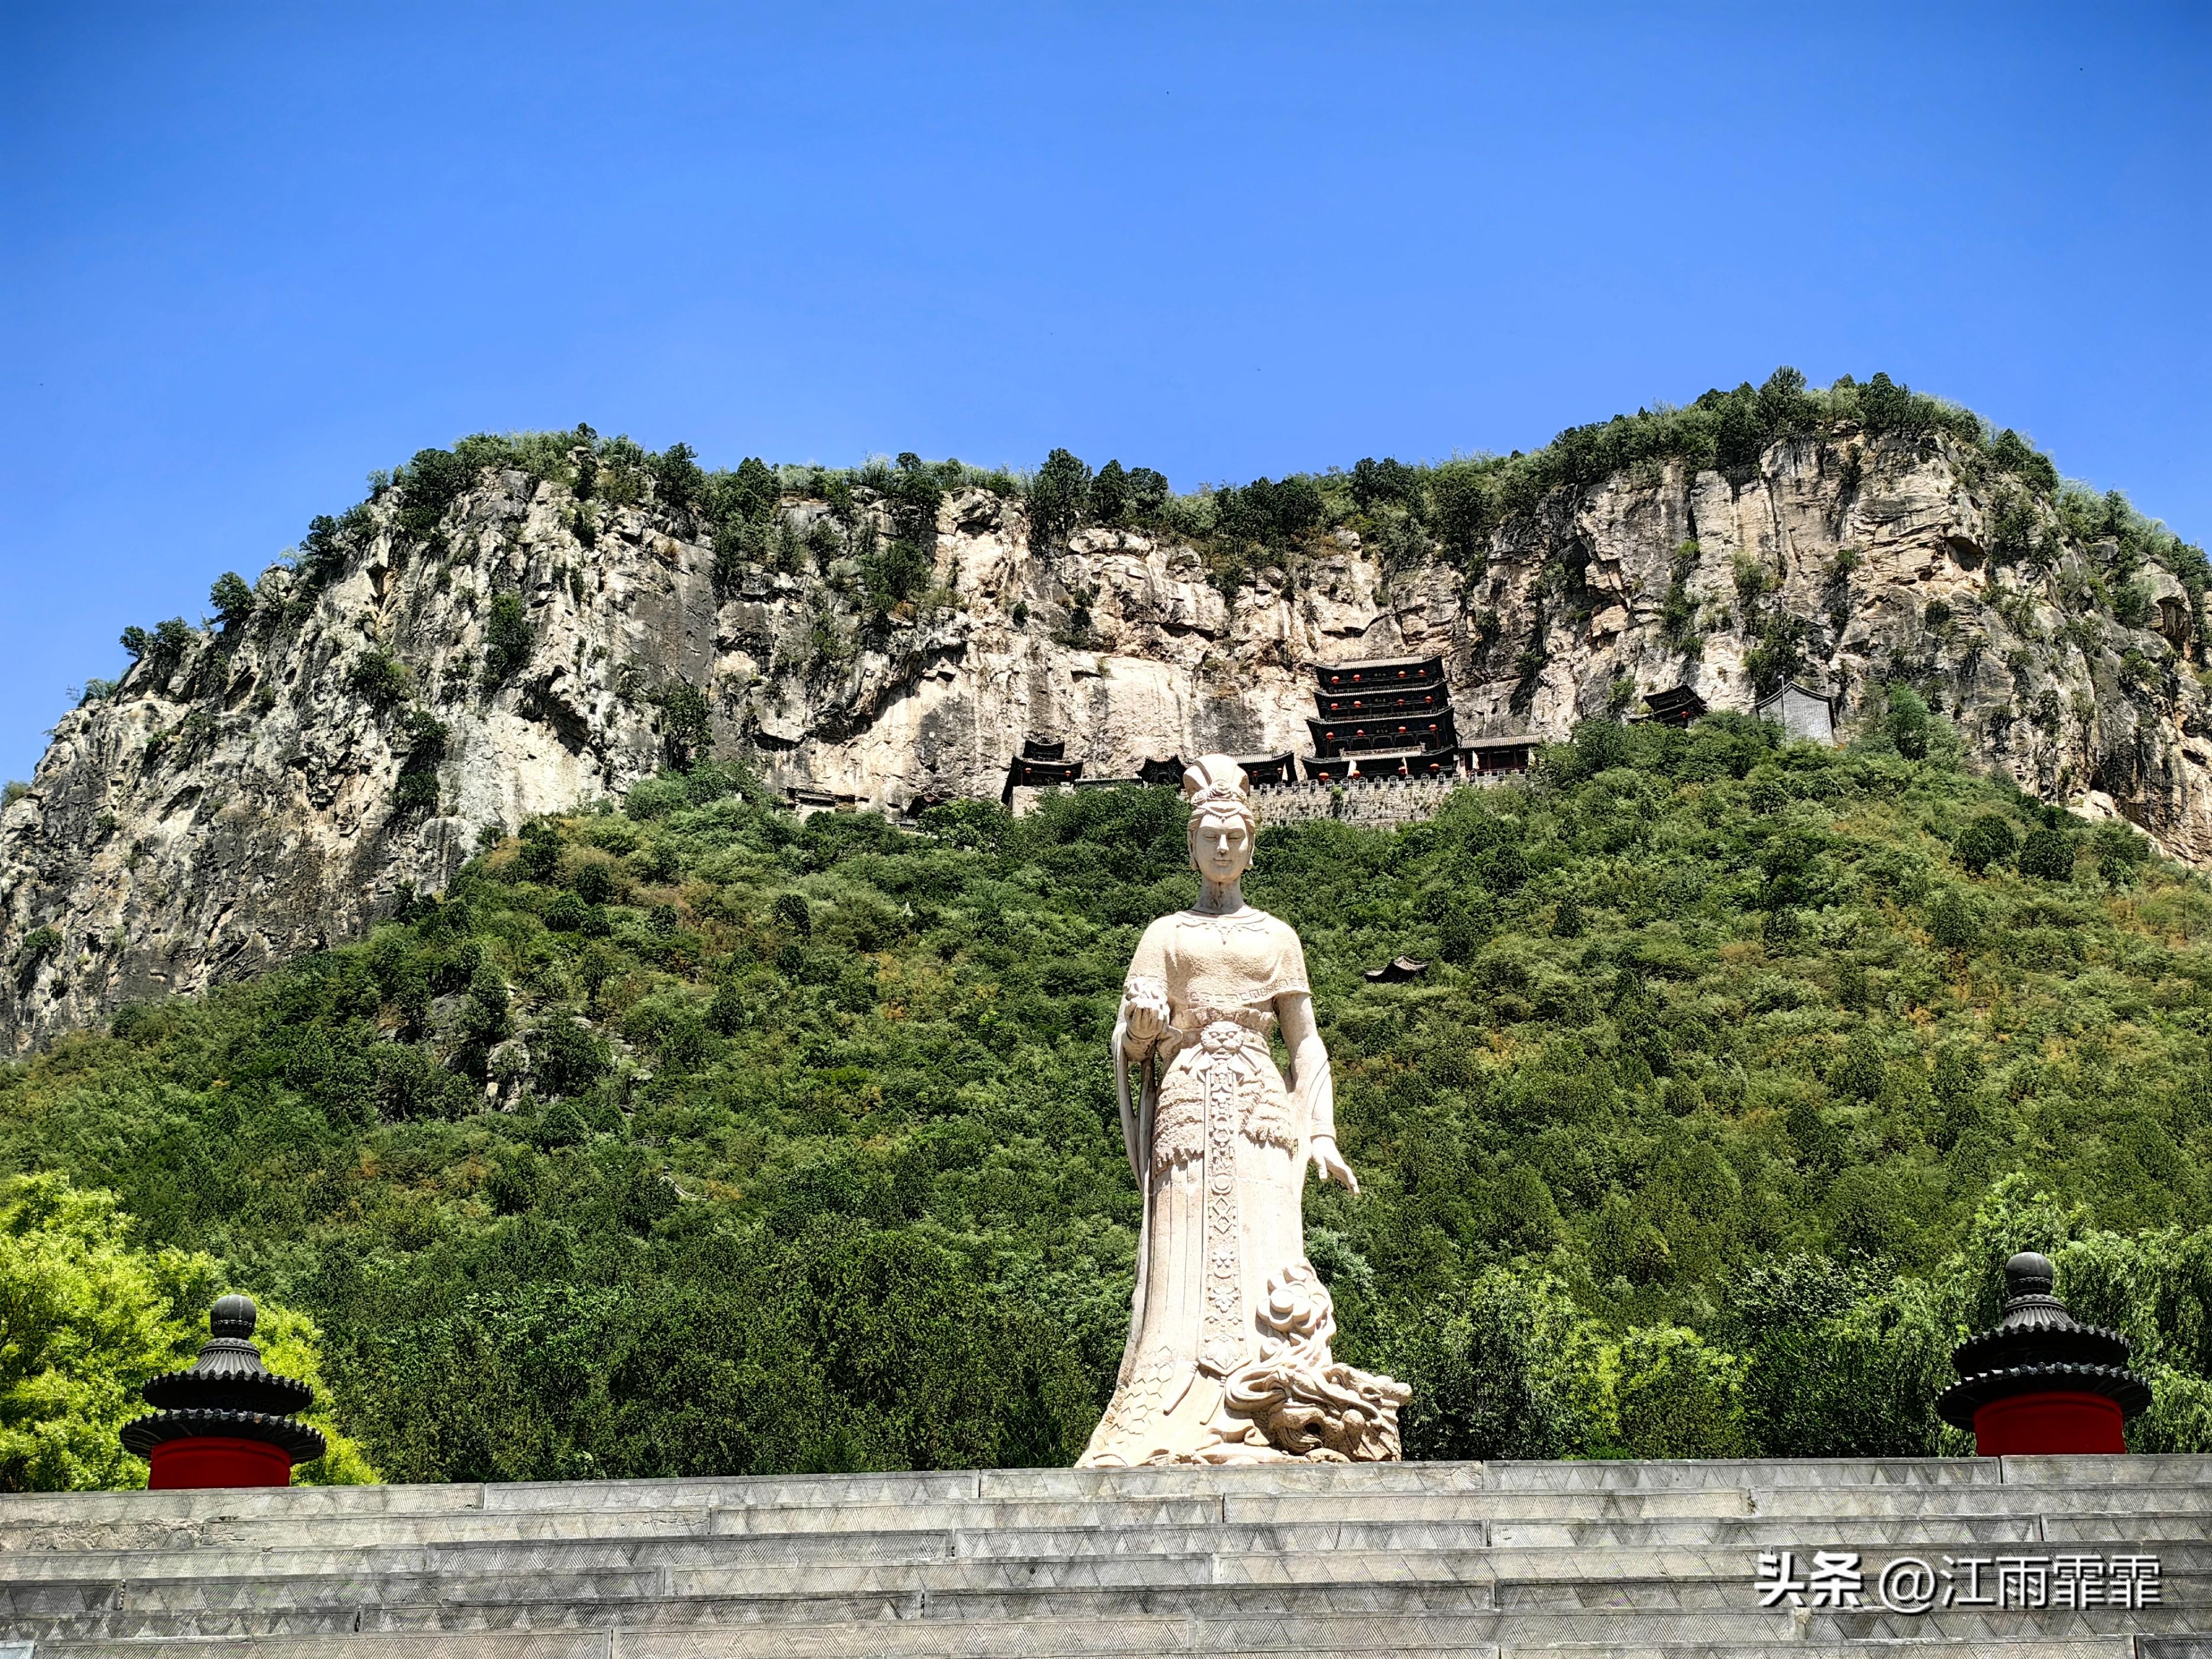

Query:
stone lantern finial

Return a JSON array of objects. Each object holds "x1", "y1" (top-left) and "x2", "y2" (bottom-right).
[
  {"x1": 1936, "y1": 1253, "x2": 2150, "y2": 1455},
  {"x1": 121, "y1": 1295, "x2": 327, "y2": 1489}
]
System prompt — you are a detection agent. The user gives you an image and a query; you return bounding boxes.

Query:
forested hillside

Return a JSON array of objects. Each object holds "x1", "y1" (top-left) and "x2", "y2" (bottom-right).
[{"x1": 9, "y1": 709, "x2": 2212, "y2": 1486}]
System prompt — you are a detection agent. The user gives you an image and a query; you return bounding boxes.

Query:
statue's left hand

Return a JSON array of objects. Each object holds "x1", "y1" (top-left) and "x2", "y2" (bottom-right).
[
  {"x1": 1309, "y1": 1135, "x2": 1359, "y2": 1193},
  {"x1": 1120, "y1": 981, "x2": 1170, "y2": 1048}
]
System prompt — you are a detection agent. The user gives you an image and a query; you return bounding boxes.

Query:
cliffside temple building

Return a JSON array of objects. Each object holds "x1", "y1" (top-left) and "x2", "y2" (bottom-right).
[
  {"x1": 1305, "y1": 657, "x2": 1535, "y2": 780},
  {"x1": 1002, "y1": 737, "x2": 1083, "y2": 803},
  {"x1": 1755, "y1": 679, "x2": 1840, "y2": 747},
  {"x1": 1634, "y1": 685, "x2": 1709, "y2": 728},
  {"x1": 951, "y1": 672, "x2": 1828, "y2": 815},
  {"x1": 1306, "y1": 655, "x2": 1457, "y2": 779},
  {"x1": 1005, "y1": 656, "x2": 1538, "y2": 803}
]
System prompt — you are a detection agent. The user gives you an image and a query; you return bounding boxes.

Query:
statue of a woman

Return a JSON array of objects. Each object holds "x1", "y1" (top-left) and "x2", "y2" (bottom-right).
[{"x1": 1080, "y1": 756, "x2": 1408, "y2": 1467}]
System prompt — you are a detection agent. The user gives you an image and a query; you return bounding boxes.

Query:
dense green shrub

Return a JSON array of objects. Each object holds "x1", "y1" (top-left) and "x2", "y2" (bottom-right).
[
  {"x1": 296, "y1": 512, "x2": 350, "y2": 587},
  {"x1": 396, "y1": 448, "x2": 472, "y2": 546},
  {"x1": 708, "y1": 457, "x2": 784, "y2": 589},
  {"x1": 1953, "y1": 812, "x2": 2019, "y2": 875},
  {"x1": 651, "y1": 683, "x2": 713, "y2": 770},
  {"x1": 882, "y1": 453, "x2": 942, "y2": 548},
  {"x1": 1614, "y1": 1325, "x2": 1748, "y2": 1458},
  {"x1": 347, "y1": 650, "x2": 412, "y2": 712},
  {"x1": 860, "y1": 537, "x2": 932, "y2": 617},
  {"x1": 1378, "y1": 1270, "x2": 1613, "y2": 1460},
  {"x1": 1090, "y1": 460, "x2": 1130, "y2": 525},
  {"x1": 392, "y1": 709, "x2": 447, "y2": 817},
  {"x1": 1989, "y1": 428, "x2": 2061, "y2": 494},
  {"x1": 1428, "y1": 464, "x2": 1491, "y2": 567},
  {"x1": 123, "y1": 618, "x2": 194, "y2": 676},
  {"x1": 2019, "y1": 826, "x2": 2077, "y2": 882},
  {"x1": 1213, "y1": 475, "x2": 1324, "y2": 548},
  {"x1": 1349, "y1": 457, "x2": 1418, "y2": 512},
  {"x1": 717, "y1": 457, "x2": 781, "y2": 525},
  {"x1": 1885, "y1": 686, "x2": 1933, "y2": 760},
  {"x1": 392, "y1": 774, "x2": 438, "y2": 817},
  {"x1": 483, "y1": 595, "x2": 532, "y2": 683},
  {"x1": 648, "y1": 443, "x2": 705, "y2": 512},
  {"x1": 531, "y1": 1019, "x2": 610, "y2": 1098}
]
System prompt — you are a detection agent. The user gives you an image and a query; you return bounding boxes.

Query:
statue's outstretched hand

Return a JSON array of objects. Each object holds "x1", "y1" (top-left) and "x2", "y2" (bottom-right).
[{"x1": 1309, "y1": 1135, "x2": 1360, "y2": 1193}]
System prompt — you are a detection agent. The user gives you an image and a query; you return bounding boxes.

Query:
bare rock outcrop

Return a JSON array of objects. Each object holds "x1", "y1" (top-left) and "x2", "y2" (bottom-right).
[{"x1": 2, "y1": 430, "x2": 2204, "y2": 1050}]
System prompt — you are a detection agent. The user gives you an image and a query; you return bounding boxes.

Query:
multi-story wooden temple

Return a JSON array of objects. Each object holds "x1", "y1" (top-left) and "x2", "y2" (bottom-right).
[
  {"x1": 1304, "y1": 656, "x2": 1458, "y2": 779},
  {"x1": 1303, "y1": 657, "x2": 1536, "y2": 780}
]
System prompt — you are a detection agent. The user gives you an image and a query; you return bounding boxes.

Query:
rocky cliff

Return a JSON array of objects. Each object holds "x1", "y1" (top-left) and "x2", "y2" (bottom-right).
[{"x1": 4, "y1": 394, "x2": 2207, "y2": 1050}]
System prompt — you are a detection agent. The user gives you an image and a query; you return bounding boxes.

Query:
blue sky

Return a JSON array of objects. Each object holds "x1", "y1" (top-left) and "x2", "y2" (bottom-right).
[{"x1": 3, "y1": 3, "x2": 2205, "y2": 785}]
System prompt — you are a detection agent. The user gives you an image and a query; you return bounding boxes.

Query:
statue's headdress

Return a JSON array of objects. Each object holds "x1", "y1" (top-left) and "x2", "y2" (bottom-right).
[{"x1": 1183, "y1": 754, "x2": 1257, "y2": 830}]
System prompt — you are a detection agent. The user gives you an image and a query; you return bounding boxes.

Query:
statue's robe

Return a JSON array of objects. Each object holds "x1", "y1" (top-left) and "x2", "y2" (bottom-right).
[{"x1": 1081, "y1": 907, "x2": 1329, "y2": 1466}]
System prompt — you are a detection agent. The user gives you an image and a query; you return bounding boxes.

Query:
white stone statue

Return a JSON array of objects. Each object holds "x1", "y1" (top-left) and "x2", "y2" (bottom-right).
[{"x1": 1080, "y1": 755, "x2": 1409, "y2": 1467}]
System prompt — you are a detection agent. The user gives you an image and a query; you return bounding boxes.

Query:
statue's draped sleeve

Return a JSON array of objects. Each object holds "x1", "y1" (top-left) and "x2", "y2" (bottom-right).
[
  {"x1": 1115, "y1": 922, "x2": 1171, "y2": 1183},
  {"x1": 1272, "y1": 924, "x2": 1311, "y2": 999},
  {"x1": 1271, "y1": 925, "x2": 1335, "y2": 1144}
]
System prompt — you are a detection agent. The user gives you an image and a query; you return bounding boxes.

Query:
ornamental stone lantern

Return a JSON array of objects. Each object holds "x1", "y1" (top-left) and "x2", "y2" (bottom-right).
[
  {"x1": 1936, "y1": 1252, "x2": 2151, "y2": 1455},
  {"x1": 120, "y1": 1295, "x2": 327, "y2": 1489}
]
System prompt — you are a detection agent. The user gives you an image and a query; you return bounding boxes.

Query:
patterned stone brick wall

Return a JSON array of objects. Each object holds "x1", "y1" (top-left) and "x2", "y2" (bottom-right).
[
  {"x1": 1010, "y1": 774, "x2": 1516, "y2": 827},
  {"x1": 1251, "y1": 776, "x2": 1510, "y2": 828}
]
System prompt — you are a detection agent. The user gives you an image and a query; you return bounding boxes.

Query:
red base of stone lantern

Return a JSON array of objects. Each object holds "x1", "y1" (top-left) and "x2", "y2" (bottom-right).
[
  {"x1": 1972, "y1": 1390, "x2": 2127, "y2": 1457},
  {"x1": 147, "y1": 1435, "x2": 294, "y2": 1489}
]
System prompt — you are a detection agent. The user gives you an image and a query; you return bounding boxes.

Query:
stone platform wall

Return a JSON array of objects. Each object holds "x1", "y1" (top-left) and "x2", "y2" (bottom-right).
[{"x1": 2, "y1": 1455, "x2": 2205, "y2": 1655}]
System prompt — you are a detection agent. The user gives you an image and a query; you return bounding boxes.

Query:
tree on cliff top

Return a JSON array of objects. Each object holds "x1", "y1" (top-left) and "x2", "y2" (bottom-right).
[{"x1": 1026, "y1": 448, "x2": 1091, "y2": 554}]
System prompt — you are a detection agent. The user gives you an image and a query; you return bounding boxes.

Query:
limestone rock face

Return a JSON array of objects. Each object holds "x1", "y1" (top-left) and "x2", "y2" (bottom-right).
[{"x1": 3, "y1": 432, "x2": 2204, "y2": 1050}]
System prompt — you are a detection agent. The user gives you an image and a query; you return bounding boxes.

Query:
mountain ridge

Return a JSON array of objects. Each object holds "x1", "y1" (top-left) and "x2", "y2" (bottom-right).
[{"x1": 4, "y1": 370, "x2": 2205, "y2": 1052}]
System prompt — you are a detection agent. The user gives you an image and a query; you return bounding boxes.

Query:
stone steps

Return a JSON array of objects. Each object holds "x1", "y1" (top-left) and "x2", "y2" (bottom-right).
[
  {"x1": 9, "y1": 1541, "x2": 2212, "y2": 1598},
  {"x1": 16, "y1": 1641, "x2": 2166, "y2": 1659},
  {"x1": 15, "y1": 1637, "x2": 2195, "y2": 1659},
  {"x1": 0, "y1": 1457, "x2": 2069, "y2": 1526},
  {"x1": 12, "y1": 1513, "x2": 2194, "y2": 1574},
  {"x1": 12, "y1": 1479, "x2": 2212, "y2": 1537},
  {"x1": 25, "y1": 1560, "x2": 2208, "y2": 1616},
  {"x1": 6, "y1": 1507, "x2": 2207, "y2": 1561},
  {"x1": 18, "y1": 1607, "x2": 2208, "y2": 1654},
  {"x1": 0, "y1": 1455, "x2": 2171, "y2": 1534},
  {"x1": 1, "y1": 1459, "x2": 2203, "y2": 1654}
]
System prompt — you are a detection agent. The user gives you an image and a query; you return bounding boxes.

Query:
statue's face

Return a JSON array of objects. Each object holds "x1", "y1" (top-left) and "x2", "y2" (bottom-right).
[{"x1": 1190, "y1": 810, "x2": 1253, "y2": 883}]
